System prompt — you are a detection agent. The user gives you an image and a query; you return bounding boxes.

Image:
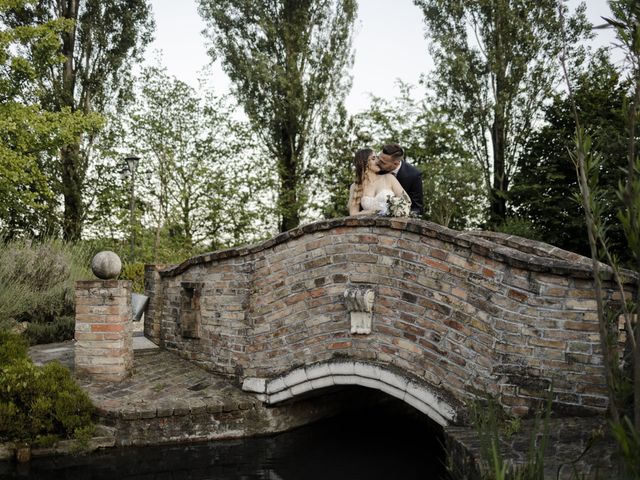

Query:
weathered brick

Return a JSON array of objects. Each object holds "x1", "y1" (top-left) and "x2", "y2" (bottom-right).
[
  {"x1": 564, "y1": 299, "x2": 598, "y2": 310},
  {"x1": 424, "y1": 258, "x2": 450, "y2": 272},
  {"x1": 563, "y1": 320, "x2": 599, "y2": 332},
  {"x1": 507, "y1": 288, "x2": 529, "y2": 302},
  {"x1": 527, "y1": 337, "x2": 567, "y2": 350},
  {"x1": 91, "y1": 323, "x2": 126, "y2": 333},
  {"x1": 140, "y1": 218, "x2": 632, "y2": 417}
]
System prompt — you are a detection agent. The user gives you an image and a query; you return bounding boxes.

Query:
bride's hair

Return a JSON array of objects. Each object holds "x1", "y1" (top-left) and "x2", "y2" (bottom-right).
[{"x1": 353, "y1": 148, "x2": 373, "y2": 209}]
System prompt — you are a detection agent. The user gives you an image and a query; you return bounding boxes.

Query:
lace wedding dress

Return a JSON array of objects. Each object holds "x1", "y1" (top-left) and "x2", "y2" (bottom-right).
[{"x1": 361, "y1": 189, "x2": 394, "y2": 215}]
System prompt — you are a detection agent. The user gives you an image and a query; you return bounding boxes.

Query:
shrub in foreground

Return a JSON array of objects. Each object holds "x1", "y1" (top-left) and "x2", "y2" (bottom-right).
[{"x1": 0, "y1": 331, "x2": 95, "y2": 445}]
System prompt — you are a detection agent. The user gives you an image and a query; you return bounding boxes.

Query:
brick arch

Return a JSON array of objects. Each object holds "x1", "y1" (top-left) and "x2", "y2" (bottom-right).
[
  {"x1": 144, "y1": 217, "x2": 635, "y2": 419},
  {"x1": 241, "y1": 360, "x2": 459, "y2": 426}
]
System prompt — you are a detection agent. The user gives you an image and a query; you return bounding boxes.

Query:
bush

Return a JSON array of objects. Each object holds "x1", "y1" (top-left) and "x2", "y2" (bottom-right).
[
  {"x1": 0, "y1": 239, "x2": 92, "y2": 325},
  {"x1": 494, "y1": 216, "x2": 542, "y2": 241},
  {"x1": 120, "y1": 261, "x2": 145, "y2": 293},
  {"x1": 0, "y1": 330, "x2": 28, "y2": 365},
  {"x1": 0, "y1": 331, "x2": 94, "y2": 444},
  {"x1": 24, "y1": 316, "x2": 75, "y2": 345}
]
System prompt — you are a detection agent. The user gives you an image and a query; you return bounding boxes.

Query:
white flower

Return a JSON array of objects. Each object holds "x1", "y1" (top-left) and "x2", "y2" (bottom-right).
[{"x1": 386, "y1": 195, "x2": 411, "y2": 217}]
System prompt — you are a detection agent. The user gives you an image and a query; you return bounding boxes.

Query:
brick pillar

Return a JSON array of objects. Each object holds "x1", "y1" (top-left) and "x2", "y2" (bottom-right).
[
  {"x1": 144, "y1": 264, "x2": 167, "y2": 345},
  {"x1": 75, "y1": 280, "x2": 133, "y2": 381}
]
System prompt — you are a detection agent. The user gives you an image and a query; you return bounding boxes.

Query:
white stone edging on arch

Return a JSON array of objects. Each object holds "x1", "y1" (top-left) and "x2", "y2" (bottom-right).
[{"x1": 242, "y1": 361, "x2": 457, "y2": 427}]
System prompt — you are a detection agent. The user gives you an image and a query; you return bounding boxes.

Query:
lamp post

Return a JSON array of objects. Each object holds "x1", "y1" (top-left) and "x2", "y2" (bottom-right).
[{"x1": 125, "y1": 155, "x2": 140, "y2": 261}]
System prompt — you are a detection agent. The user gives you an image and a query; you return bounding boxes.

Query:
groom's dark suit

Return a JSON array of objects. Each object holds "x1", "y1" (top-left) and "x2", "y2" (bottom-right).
[{"x1": 394, "y1": 160, "x2": 423, "y2": 216}]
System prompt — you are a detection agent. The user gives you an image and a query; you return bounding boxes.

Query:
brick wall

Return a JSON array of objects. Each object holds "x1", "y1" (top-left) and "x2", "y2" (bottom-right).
[
  {"x1": 145, "y1": 217, "x2": 634, "y2": 417},
  {"x1": 75, "y1": 280, "x2": 133, "y2": 381}
]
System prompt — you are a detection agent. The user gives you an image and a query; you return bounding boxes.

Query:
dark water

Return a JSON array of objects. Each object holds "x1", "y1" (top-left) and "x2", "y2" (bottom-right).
[{"x1": 0, "y1": 398, "x2": 447, "y2": 480}]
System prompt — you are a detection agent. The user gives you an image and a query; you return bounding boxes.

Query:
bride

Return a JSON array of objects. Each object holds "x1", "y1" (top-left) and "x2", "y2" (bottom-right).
[{"x1": 348, "y1": 148, "x2": 411, "y2": 216}]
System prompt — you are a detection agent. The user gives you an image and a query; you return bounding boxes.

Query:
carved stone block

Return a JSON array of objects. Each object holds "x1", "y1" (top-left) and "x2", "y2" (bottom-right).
[{"x1": 344, "y1": 288, "x2": 375, "y2": 335}]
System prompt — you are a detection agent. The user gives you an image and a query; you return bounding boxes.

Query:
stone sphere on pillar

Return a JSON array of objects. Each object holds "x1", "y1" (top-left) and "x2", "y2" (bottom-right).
[{"x1": 91, "y1": 251, "x2": 122, "y2": 279}]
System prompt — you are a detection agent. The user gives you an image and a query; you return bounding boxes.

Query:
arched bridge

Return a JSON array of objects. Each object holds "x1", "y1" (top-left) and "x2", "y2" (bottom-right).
[{"x1": 143, "y1": 217, "x2": 633, "y2": 426}]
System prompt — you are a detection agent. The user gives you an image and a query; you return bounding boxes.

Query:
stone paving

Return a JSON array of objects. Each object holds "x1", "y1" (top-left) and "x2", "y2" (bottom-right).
[
  {"x1": 28, "y1": 336, "x2": 258, "y2": 422},
  {"x1": 80, "y1": 349, "x2": 258, "y2": 421}
]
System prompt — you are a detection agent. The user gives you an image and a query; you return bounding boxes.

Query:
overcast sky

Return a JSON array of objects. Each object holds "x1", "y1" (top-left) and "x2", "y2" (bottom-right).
[{"x1": 145, "y1": 0, "x2": 617, "y2": 114}]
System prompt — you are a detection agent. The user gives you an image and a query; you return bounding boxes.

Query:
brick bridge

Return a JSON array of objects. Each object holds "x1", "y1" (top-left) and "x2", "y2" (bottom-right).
[{"x1": 143, "y1": 217, "x2": 632, "y2": 427}]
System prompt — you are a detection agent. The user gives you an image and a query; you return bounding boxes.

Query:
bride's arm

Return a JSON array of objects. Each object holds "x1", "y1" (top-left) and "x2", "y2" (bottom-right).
[
  {"x1": 348, "y1": 184, "x2": 359, "y2": 215},
  {"x1": 389, "y1": 175, "x2": 411, "y2": 203}
]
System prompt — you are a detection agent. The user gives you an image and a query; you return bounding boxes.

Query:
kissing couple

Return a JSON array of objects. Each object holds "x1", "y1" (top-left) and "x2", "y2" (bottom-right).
[{"x1": 348, "y1": 143, "x2": 424, "y2": 217}]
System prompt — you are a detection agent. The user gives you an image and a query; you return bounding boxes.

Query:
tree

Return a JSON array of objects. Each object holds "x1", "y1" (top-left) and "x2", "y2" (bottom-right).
[
  {"x1": 0, "y1": 0, "x2": 101, "y2": 239},
  {"x1": 85, "y1": 67, "x2": 277, "y2": 261},
  {"x1": 1, "y1": 0, "x2": 153, "y2": 240},
  {"x1": 198, "y1": 0, "x2": 356, "y2": 232},
  {"x1": 561, "y1": 1, "x2": 640, "y2": 471},
  {"x1": 318, "y1": 105, "x2": 361, "y2": 220},
  {"x1": 414, "y1": 0, "x2": 591, "y2": 227},
  {"x1": 510, "y1": 51, "x2": 629, "y2": 258}
]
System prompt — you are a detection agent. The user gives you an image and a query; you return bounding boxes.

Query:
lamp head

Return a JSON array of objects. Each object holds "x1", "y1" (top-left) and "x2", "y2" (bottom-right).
[{"x1": 125, "y1": 155, "x2": 140, "y2": 172}]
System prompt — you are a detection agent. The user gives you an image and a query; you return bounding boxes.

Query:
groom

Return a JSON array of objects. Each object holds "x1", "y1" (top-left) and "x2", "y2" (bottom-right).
[{"x1": 377, "y1": 144, "x2": 423, "y2": 216}]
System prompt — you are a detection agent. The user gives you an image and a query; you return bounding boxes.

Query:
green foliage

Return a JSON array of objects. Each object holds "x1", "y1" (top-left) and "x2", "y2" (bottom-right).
[
  {"x1": 198, "y1": 0, "x2": 357, "y2": 232},
  {"x1": 0, "y1": 0, "x2": 154, "y2": 241},
  {"x1": 470, "y1": 395, "x2": 552, "y2": 480},
  {"x1": 493, "y1": 217, "x2": 541, "y2": 242},
  {"x1": 510, "y1": 52, "x2": 629, "y2": 259},
  {"x1": 0, "y1": 0, "x2": 103, "y2": 239},
  {"x1": 471, "y1": 399, "x2": 509, "y2": 480},
  {"x1": 68, "y1": 423, "x2": 95, "y2": 454},
  {"x1": 0, "y1": 330, "x2": 28, "y2": 365},
  {"x1": 120, "y1": 262, "x2": 144, "y2": 293},
  {"x1": 24, "y1": 316, "x2": 75, "y2": 345},
  {"x1": 611, "y1": 417, "x2": 640, "y2": 478},
  {"x1": 319, "y1": 105, "x2": 373, "y2": 220},
  {"x1": 0, "y1": 332, "x2": 94, "y2": 444},
  {"x1": 559, "y1": 0, "x2": 640, "y2": 472},
  {"x1": 502, "y1": 416, "x2": 522, "y2": 438},
  {"x1": 85, "y1": 66, "x2": 278, "y2": 258},
  {"x1": 414, "y1": 0, "x2": 591, "y2": 226},
  {"x1": 0, "y1": 238, "x2": 92, "y2": 328}
]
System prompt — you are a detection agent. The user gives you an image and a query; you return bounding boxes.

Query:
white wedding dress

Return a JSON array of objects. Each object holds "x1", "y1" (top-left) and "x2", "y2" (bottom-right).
[{"x1": 361, "y1": 189, "x2": 394, "y2": 215}]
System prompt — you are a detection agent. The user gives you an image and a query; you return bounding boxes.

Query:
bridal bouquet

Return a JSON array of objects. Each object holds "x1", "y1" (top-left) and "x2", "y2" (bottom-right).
[{"x1": 386, "y1": 195, "x2": 411, "y2": 217}]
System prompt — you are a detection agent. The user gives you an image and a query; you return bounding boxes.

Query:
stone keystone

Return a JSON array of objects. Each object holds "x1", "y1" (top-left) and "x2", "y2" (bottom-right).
[{"x1": 344, "y1": 288, "x2": 375, "y2": 335}]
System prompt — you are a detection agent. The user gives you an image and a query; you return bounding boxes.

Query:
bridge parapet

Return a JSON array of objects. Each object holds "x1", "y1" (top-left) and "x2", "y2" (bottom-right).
[{"x1": 144, "y1": 217, "x2": 634, "y2": 423}]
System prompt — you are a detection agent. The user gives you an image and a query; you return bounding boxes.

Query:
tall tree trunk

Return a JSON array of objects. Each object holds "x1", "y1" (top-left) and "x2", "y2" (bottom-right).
[
  {"x1": 489, "y1": 8, "x2": 508, "y2": 228},
  {"x1": 278, "y1": 155, "x2": 300, "y2": 232},
  {"x1": 59, "y1": 0, "x2": 82, "y2": 240},
  {"x1": 278, "y1": 126, "x2": 300, "y2": 232},
  {"x1": 60, "y1": 145, "x2": 83, "y2": 241},
  {"x1": 490, "y1": 110, "x2": 507, "y2": 226},
  {"x1": 628, "y1": 70, "x2": 640, "y2": 431},
  {"x1": 153, "y1": 192, "x2": 163, "y2": 263}
]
